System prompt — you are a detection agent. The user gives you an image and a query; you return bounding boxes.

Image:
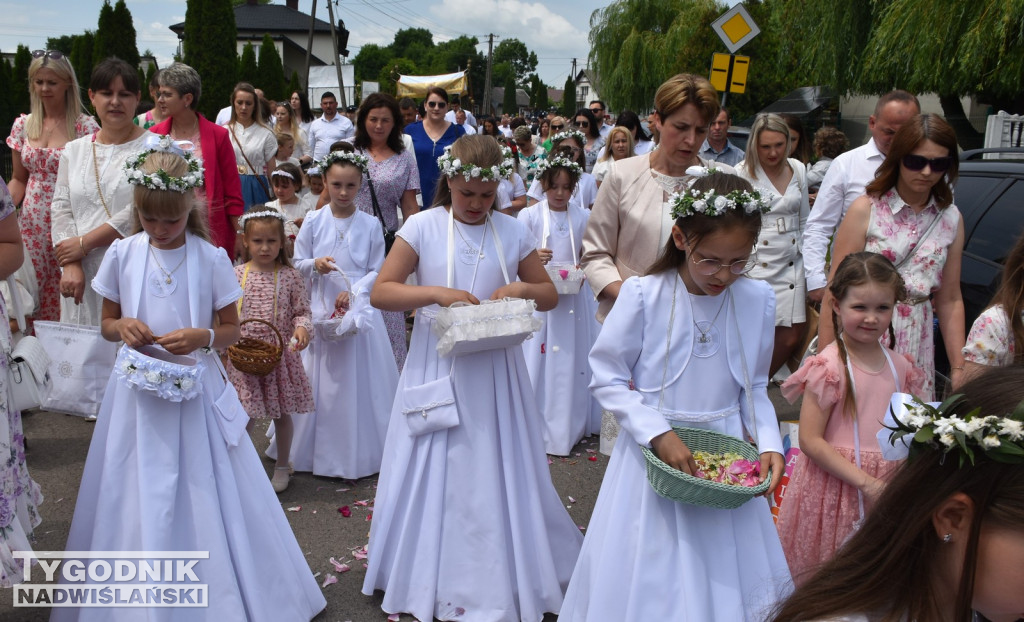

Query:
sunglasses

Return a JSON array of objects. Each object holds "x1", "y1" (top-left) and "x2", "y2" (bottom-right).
[
  {"x1": 589, "y1": 108, "x2": 603, "y2": 113},
  {"x1": 575, "y1": 120, "x2": 589, "y2": 128},
  {"x1": 426, "y1": 101, "x2": 447, "y2": 109},
  {"x1": 32, "y1": 49, "x2": 64, "y2": 61},
  {"x1": 901, "y1": 154, "x2": 953, "y2": 173}
]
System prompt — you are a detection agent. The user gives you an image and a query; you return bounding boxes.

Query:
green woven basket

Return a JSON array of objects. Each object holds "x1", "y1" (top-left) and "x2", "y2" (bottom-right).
[{"x1": 641, "y1": 426, "x2": 772, "y2": 509}]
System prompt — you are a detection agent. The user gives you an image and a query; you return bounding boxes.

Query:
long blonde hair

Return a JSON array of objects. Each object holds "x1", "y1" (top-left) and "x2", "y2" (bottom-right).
[
  {"x1": 598, "y1": 126, "x2": 635, "y2": 163},
  {"x1": 25, "y1": 53, "x2": 86, "y2": 141}
]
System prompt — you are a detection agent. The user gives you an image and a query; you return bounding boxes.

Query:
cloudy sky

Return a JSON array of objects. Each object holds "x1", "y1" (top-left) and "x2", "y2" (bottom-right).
[{"x1": 0, "y1": 0, "x2": 615, "y2": 86}]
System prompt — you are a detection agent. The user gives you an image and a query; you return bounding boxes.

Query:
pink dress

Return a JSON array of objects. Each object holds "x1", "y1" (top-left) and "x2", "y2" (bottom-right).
[
  {"x1": 227, "y1": 265, "x2": 315, "y2": 419},
  {"x1": 6, "y1": 114, "x2": 99, "y2": 322},
  {"x1": 864, "y1": 189, "x2": 960, "y2": 399},
  {"x1": 776, "y1": 342, "x2": 924, "y2": 587}
]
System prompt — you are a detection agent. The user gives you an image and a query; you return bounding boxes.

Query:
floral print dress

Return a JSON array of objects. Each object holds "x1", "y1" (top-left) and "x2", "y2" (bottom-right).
[
  {"x1": 963, "y1": 304, "x2": 1018, "y2": 367},
  {"x1": 0, "y1": 179, "x2": 43, "y2": 587},
  {"x1": 864, "y1": 189, "x2": 961, "y2": 399},
  {"x1": 6, "y1": 114, "x2": 99, "y2": 323}
]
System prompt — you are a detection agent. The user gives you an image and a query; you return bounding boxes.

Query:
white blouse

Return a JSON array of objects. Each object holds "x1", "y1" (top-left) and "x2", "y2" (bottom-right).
[{"x1": 228, "y1": 122, "x2": 278, "y2": 175}]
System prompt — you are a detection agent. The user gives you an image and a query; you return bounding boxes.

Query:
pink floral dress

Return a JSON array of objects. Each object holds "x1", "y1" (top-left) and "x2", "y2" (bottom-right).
[
  {"x1": 6, "y1": 114, "x2": 99, "y2": 322},
  {"x1": 864, "y1": 189, "x2": 961, "y2": 399},
  {"x1": 227, "y1": 264, "x2": 315, "y2": 419},
  {"x1": 963, "y1": 304, "x2": 1018, "y2": 367}
]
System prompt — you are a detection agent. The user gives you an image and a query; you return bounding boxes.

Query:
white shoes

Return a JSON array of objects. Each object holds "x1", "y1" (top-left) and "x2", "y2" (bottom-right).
[{"x1": 271, "y1": 466, "x2": 291, "y2": 493}]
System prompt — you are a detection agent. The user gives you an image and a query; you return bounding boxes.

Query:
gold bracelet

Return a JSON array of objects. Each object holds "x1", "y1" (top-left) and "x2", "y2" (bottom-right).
[
  {"x1": 79, "y1": 236, "x2": 86, "y2": 255},
  {"x1": 953, "y1": 365, "x2": 965, "y2": 371}
]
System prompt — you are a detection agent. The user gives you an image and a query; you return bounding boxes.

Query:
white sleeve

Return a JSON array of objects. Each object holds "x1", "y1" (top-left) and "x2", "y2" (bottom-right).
[
  {"x1": 512, "y1": 173, "x2": 526, "y2": 198},
  {"x1": 292, "y1": 215, "x2": 317, "y2": 279},
  {"x1": 51, "y1": 150, "x2": 77, "y2": 245},
  {"x1": 802, "y1": 156, "x2": 848, "y2": 291},
  {"x1": 211, "y1": 249, "x2": 243, "y2": 311},
  {"x1": 526, "y1": 178, "x2": 544, "y2": 203}
]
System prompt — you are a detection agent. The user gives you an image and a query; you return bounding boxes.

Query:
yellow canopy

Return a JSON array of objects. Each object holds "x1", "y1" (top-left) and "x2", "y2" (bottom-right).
[{"x1": 396, "y1": 71, "x2": 468, "y2": 98}]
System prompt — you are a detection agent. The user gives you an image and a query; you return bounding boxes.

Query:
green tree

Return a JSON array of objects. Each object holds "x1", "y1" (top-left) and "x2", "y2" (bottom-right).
[
  {"x1": 12, "y1": 45, "x2": 32, "y2": 116},
  {"x1": 238, "y1": 43, "x2": 258, "y2": 85},
  {"x1": 0, "y1": 57, "x2": 14, "y2": 134},
  {"x1": 377, "y1": 58, "x2": 419, "y2": 95},
  {"x1": 492, "y1": 38, "x2": 538, "y2": 84},
  {"x1": 588, "y1": 0, "x2": 725, "y2": 112},
  {"x1": 528, "y1": 73, "x2": 548, "y2": 112},
  {"x1": 428, "y1": 36, "x2": 485, "y2": 108},
  {"x1": 390, "y1": 28, "x2": 434, "y2": 59},
  {"x1": 45, "y1": 36, "x2": 77, "y2": 56},
  {"x1": 255, "y1": 34, "x2": 287, "y2": 99},
  {"x1": 105, "y1": 0, "x2": 141, "y2": 67},
  {"x1": 354, "y1": 43, "x2": 393, "y2": 84},
  {"x1": 184, "y1": 0, "x2": 238, "y2": 119},
  {"x1": 287, "y1": 71, "x2": 300, "y2": 97},
  {"x1": 536, "y1": 79, "x2": 549, "y2": 112},
  {"x1": 561, "y1": 75, "x2": 576, "y2": 118},
  {"x1": 92, "y1": 0, "x2": 116, "y2": 66},
  {"x1": 70, "y1": 32, "x2": 95, "y2": 92},
  {"x1": 503, "y1": 73, "x2": 517, "y2": 115}
]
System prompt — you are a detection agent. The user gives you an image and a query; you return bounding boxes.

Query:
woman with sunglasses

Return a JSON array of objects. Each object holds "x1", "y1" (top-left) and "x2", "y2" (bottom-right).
[
  {"x1": 404, "y1": 86, "x2": 465, "y2": 206},
  {"x1": 573, "y1": 108, "x2": 605, "y2": 173},
  {"x1": 543, "y1": 116, "x2": 568, "y2": 152},
  {"x1": 819, "y1": 113, "x2": 965, "y2": 399},
  {"x1": 6, "y1": 50, "x2": 98, "y2": 323}
]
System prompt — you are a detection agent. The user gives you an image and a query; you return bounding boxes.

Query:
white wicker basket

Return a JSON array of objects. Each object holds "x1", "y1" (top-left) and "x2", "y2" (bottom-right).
[{"x1": 433, "y1": 298, "x2": 541, "y2": 357}]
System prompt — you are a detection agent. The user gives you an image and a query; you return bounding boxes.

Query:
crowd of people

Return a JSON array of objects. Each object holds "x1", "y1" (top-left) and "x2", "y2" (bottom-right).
[{"x1": 0, "y1": 50, "x2": 1022, "y2": 622}]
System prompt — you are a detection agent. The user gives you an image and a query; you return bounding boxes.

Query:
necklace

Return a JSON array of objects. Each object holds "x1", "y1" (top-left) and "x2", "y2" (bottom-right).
[
  {"x1": 691, "y1": 289, "x2": 729, "y2": 358},
  {"x1": 333, "y1": 215, "x2": 353, "y2": 242},
  {"x1": 148, "y1": 243, "x2": 186, "y2": 285},
  {"x1": 91, "y1": 140, "x2": 114, "y2": 218},
  {"x1": 549, "y1": 210, "x2": 569, "y2": 233},
  {"x1": 454, "y1": 220, "x2": 486, "y2": 260}
]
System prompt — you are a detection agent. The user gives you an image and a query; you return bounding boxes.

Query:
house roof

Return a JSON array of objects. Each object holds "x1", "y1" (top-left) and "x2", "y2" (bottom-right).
[
  {"x1": 575, "y1": 69, "x2": 598, "y2": 85},
  {"x1": 548, "y1": 88, "x2": 563, "y2": 103},
  {"x1": 169, "y1": 3, "x2": 333, "y2": 36},
  {"x1": 491, "y1": 87, "x2": 531, "y2": 108}
]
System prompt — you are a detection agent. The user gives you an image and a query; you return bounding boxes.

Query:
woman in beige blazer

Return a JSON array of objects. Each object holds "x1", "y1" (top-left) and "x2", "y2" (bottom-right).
[{"x1": 581, "y1": 73, "x2": 730, "y2": 454}]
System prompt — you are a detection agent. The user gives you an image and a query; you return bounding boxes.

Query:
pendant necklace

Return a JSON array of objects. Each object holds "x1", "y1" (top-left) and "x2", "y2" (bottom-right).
[
  {"x1": 149, "y1": 244, "x2": 186, "y2": 285},
  {"x1": 691, "y1": 289, "x2": 728, "y2": 358},
  {"x1": 454, "y1": 220, "x2": 486, "y2": 261},
  {"x1": 334, "y1": 215, "x2": 353, "y2": 242}
]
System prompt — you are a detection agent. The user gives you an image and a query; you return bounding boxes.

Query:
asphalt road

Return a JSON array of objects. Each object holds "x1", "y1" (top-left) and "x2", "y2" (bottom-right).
[{"x1": 0, "y1": 386, "x2": 798, "y2": 622}]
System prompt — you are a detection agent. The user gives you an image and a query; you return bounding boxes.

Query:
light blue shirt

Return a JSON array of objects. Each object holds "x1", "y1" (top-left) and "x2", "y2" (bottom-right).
[{"x1": 699, "y1": 139, "x2": 745, "y2": 167}]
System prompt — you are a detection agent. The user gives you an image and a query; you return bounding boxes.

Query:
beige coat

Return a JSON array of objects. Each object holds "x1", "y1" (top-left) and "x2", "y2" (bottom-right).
[{"x1": 582, "y1": 153, "x2": 727, "y2": 322}]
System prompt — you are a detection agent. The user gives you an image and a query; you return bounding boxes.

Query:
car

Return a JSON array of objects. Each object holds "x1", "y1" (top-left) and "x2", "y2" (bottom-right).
[{"x1": 933, "y1": 147, "x2": 1024, "y2": 386}]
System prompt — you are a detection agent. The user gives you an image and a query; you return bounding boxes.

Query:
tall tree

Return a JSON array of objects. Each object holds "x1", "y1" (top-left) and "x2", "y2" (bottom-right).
[
  {"x1": 92, "y1": 0, "x2": 116, "y2": 66},
  {"x1": 503, "y1": 73, "x2": 517, "y2": 116},
  {"x1": 45, "y1": 36, "x2": 77, "y2": 56},
  {"x1": 492, "y1": 38, "x2": 538, "y2": 84},
  {"x1": 11, "y1": 45, "x2": 32, "y2": 116},
  {"x1": 588, "y1": 0, "x2": 725, "y2": 112},
  {"x1": 287, "y1": 71, "x2": 301, "y2": 97},
  {"x1": 184, "y1": 0, "x2": 238, "y2": 119},
  {"x1": 255, "y1": 34, "x2": 287, "y2": 99},
  {"x1": 377, "y1": 58, "x2": 418, "y2": 95},
  {"x1": 105, "y1": 0, "x2": 141, "y2": 67},
  {"x1": 0, "y1": 57, "x2": 14, "y2": 134},
  {"x1": 354, "y1": 44, "x2": 393, "y2": 84},
  {"x1": 427, "y1": 36, "x2": 485, "y2": 108},
  {"x1": 561, "y1": 75, "x2": 576, "y2": 118},
  {"x1": 238, "y1": 43, "x2": 258, "y2": 85},
  {"x1": 69, "y1": 32, "x2": 95, "y2": 92},
  {"x1": 390, "y1": 28, "x2": 434, "y2": 59}
]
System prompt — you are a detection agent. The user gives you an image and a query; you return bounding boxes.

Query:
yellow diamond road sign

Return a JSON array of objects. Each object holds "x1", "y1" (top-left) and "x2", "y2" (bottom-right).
[{"x1": 711, "y1": 4, "x2": 760, "y2": 53}]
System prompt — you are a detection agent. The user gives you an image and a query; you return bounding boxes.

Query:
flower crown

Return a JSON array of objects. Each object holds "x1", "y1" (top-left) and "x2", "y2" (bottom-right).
[
  {"x1": 123, "y1": 135, "x2": 204, "y2": 193},
  {"x1": 437, "y1": 145, "x2": 514, "y2": 182},
  {"x1": 535, "y1": 155, "x2": 583, "y2": 178},
  {"x1": 239, "y1": 210, "x2": 287, "y2": 229},
  {"x1": 887, "y1": 394, "x2": 1024, "y2": 466},
  {"x1": 318, "y1": 150, "x2": 369, "y2": 174},
  {"x1": 550, "y1": 129, "x2": 587, "y2": 147}
]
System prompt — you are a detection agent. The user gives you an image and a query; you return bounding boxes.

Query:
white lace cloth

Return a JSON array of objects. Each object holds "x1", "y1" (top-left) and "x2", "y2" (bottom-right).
[
  {"x1": 432, "y1": 297, "x2": 541, "y2": 357},
  {"x1": 114, "y1": 345, "x2": 204, "y2": 402}
]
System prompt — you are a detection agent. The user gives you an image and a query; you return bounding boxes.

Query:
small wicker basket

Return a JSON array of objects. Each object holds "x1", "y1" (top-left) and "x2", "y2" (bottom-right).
[
  {"x1": 227, "y1": 318, "x2": 283, "y2": 377},
  {"x1": 640, "y1": 426, "x2": 771, "y2": 510}
]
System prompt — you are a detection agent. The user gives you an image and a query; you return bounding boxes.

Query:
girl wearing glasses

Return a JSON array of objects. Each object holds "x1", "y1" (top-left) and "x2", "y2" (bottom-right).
[
  {"x1": 6, "y1": 50, "x2": 98, "y2": 322},
  {"x1": 738, "y1": 113, "x2": 811, "y2": 378},
  {"x1": 818, "y1": 114, "x2": 965, "y2": 400},
  {"x1": 560, "y1": 170, "x2": 790, "y2": 621}
]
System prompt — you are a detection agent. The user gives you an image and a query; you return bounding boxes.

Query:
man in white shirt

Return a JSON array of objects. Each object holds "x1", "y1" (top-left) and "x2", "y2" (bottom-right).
[
  {"x1": 589, "y1": 100, "x2": 612, "y2": 139},
  {"x1": 307, "y1": 92, "x2": 355, "y2": 161},
  {"x1": 444, "y1": 97, "x2": 476, "y2": 129},
  {"x1": 698, "y1": 108, "x2": 744, "y2": 167},
  {"x1": 499, "y1": 114, "x2": 514, "y2": 138},
  {"x1": 455, "y1": 109, "x2": 476, "y2": 135},
  {"x1": 802, "y1": 90, "x2": 920, "y2": 302}
]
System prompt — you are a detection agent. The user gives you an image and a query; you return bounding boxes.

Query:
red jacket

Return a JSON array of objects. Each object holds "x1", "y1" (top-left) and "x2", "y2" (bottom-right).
[{"x1": 150, "y1": 114, "x2": 243, "y2": 258}]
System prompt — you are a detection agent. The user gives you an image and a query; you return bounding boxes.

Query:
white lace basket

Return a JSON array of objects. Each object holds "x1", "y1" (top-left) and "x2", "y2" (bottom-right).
[
  {"x1": 114, "y1": 345, "x2": 204, "y2": 402},
  {"x1": 433, "y1": 297, "x2": 541, "y2": 357},
  {"x1": 545, "y1": 263, "x2": 585, "y2": 295}
]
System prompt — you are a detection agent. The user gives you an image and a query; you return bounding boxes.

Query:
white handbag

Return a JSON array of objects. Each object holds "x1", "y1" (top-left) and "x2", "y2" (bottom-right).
[
  {"x1": 35, "y1": 319, "x2": 118, "y2": 417},
  {"x1": 4, "y1": 275, "x2": 50, "y2": 411},
  {"x1": 401, "y1": 370, "x2": 459, "y2": 437},
  {"x1": 432, "y1": 210, "x2": 541, "y2": 357}
]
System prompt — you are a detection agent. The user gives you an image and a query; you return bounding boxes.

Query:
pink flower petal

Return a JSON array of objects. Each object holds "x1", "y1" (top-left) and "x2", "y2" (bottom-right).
[
  {"x1": 352, "y1": 547, "x2": 368, "y2": 561},
  {"x1": 339, "y1": 506, "x2": 352, "y2": 517},
  {"x1": 286, "y1": 506, "x2": 301, "y2": 512},
  {"x1": 567, "y1": 496, "x2": 576, "y2": 503},
  {"x1": 321, "y1": 574, "x2": 338, "y2": 588},
  {"x1": 588, "y1": 456, "x2": 598, "y2": 462},
  {"x1": 558, "y1": 269, "x2": 569, "y2": 280},
  {"x1": 365, "y1": 513, "x2": 373, "y2": 521},
  {"x1": 354, "y1": 499, "x2": 370, "y2": 507}
]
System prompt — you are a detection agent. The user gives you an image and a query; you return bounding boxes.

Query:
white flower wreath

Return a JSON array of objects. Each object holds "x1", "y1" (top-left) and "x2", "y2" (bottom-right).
[
  {"x1": 318, "y1": 150, "x2": 369, "y2": 174},
  {"x1": 669, "y1": 187, "x2": 772, "y2": 219},
  {"x1": 534, "y1": 155, "x2": 583, "y2": 178},
  {"x1": 123, "y1": 134, "x2": 204, "y2": 193},
  {"x1": 239, "y1": 210, "x2": 287, "y2": 229},
  {"x1": 550, "y1": 128, "x2": 587, "y2": 147},
  {"x1": 437, "y1": 145, "x2": 514, "y2": 181}
]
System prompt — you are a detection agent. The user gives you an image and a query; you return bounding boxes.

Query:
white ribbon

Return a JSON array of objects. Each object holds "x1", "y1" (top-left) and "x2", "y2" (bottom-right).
[
  {"x1": 142, "y1": 133, "x2": 195, "y2": 156},
  {"x1": 877, "y1": 392, "x2": 941, "y2": 461}
]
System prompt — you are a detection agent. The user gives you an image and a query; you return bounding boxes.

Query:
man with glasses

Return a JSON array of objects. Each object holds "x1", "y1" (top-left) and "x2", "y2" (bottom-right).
[
  {"x1": 444, "y1": 96, "x2": 477, "y2": 130},
  {"x1": 699, "y1": 108, "x2": 744, "y2": 167},
  {"x1": 308, "y1": 91, "x2": 355, "y2": 160},
  {"x1": 589, "y1": 100, "x2": 612, "y2": 139},
  {"x1": 802, "y1": 90, "x2": 920, "y2": 303}
]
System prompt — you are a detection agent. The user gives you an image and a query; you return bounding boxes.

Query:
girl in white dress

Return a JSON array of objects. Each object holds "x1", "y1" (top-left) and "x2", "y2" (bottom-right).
[
  {"x1": 270, "y1": 146, "x2": 398, "y2": 479},
  {"x1": 559, "y1": 170, "x2": 791, "y2": 621},
  {"x1": 55, "y1": 142, "x2": 325, "y2": 621},
  {"x1": 363, "y1": 135, "x2": 583, "y2": 621},
  {"x1": 517, "y1": 153, "x2": 601, "y2": 455},
  {"x1": 526, "y1": 130, "x2": 598, "y2": 210},
  {"x1": 264, "y1": 162, "x2": 308, "y2": 252}
]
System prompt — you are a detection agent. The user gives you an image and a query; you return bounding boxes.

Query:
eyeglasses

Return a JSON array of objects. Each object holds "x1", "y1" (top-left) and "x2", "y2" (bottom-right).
[
  {"x1": 690, "y1": 249, "x2": 757, "y2": 276},
  {"x1": 901, "y1": 154, "x2": 953, "y2": 173},
  {"x1": 575, "y1": 120, "x2": 589, "y2": 128},
  {"x1": 551, "y1": 124, "x2": 564, "y2": 131},
  {"x1": 426, "y1": 101, "x2": 447, "y2": 109},
  {"x1": 589, "y1": 107, "x2": 603, "y2": 113}
]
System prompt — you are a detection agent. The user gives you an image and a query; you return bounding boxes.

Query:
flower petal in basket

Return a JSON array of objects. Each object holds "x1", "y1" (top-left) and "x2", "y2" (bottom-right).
[
  {"x1": 433, "y1": 297, "x2": 542, "y2": 357},
  {"x1": 544, "y1": 262, "x2": 585, "y2": 295},
  {"x1": 640, "y1": 426, "x2": 771, "y2": 510}
]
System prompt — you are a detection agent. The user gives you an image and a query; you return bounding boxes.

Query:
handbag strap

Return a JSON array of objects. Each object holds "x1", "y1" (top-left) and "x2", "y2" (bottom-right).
[
  {"x1": 893, "y1": 207, "x2": 942, "y2": 271},
  {"x1": 541, "y1": 204, "x2": 578, "y2": 266},
  {"x1": 237, "y1": 263, "x2": 278, "y2": 321},
  {"x1": 6, "y1": 275, "x2": 25, "y2": 335},
  {"x1": 229, "y1": 123, "x2": 271, "y2": 198},
  {"x1": 364, "y1": 166, "x2": 391, "y2": 237}
]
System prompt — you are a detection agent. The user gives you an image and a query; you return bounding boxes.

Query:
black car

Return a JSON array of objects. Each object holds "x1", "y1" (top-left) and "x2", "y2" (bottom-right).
[{"x1": 934, "y1": 148, "x2": 1024, "y2": 381}]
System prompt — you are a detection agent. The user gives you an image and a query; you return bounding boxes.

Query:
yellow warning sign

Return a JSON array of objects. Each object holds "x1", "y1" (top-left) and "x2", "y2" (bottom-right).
[
  {"x1": 711, "y1": 5, "x2": 760, "y2": 53},
  {"x1": 708, "y1": 54, "x2": 751, "y2": 94},
  {"x1": 721, "y1": 14, "x2": 753, "y2": 43}
]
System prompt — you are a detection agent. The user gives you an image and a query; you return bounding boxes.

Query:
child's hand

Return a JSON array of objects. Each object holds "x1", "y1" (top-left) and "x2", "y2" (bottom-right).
[
  {"x1": 294, "y1": 217, "x2": 304, "y2": 228},
  {"x1": 436, "y1": 287, "x2": 479, "y2": 307},
  {"x1": 155, "y1": 328, "x2": 208, "y2": 355},
  {"x1": 117, "y1": 318, "x2": 156, "y2": 348},
  {"x1": 315, "y1": 256, "x2": 335, "y2": 274},
  {"x1": 334, "y1": 291, "x2": 351, "y2": 310},
  {"x1": 650, "y1": 431, "x2": 698, "y2": 475},
  {"x1": 291, "y1": 326, "x2": 310, "y2": 351},
  {"x1": 491, "y1": 283, "x2": 526, "y2": 300},
  {"x1": 860, "y1": 475, "x2": 885, "y2": 505},
  {"x1": 759, "y1": 451, "x2": 785, "y2": 498},
  {"x1": 537, "y1": 248, "x2": 553, "y2": 265}
]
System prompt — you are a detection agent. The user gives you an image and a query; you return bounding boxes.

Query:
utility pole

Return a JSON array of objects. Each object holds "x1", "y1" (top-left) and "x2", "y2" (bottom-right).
[
  {"x1": 304, "y1": 0, "x2": 317, "y2": 93},
  {"x1": 571, "y1": 58, "x2": 577, "y2": 79},
  {"x1": 483, "y1": 34, "x2": 494, "y2": 117},
  {"x1": 325, "y1": 0, "x2": 347, "y2": 108}
]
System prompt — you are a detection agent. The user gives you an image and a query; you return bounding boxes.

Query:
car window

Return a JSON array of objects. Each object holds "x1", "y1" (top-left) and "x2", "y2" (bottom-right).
[
  {"x1": 955, "y1": 174, "x2": 1004, "y2": 230},
  {"x1": 964, "y1": 179, "x2": 1024, "y2": 265}
]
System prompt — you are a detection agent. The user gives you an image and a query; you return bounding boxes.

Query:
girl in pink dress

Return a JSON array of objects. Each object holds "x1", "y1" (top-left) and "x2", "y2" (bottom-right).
[
  {"x1": 6, "y1": 51, "x2": 98, "y2": 322},
  {"x1": 227, "y1": 209, "x2": 314, "y2": 493},
  {"x1": 778, "y1": 252, "x2": 925, "y2": 587}
]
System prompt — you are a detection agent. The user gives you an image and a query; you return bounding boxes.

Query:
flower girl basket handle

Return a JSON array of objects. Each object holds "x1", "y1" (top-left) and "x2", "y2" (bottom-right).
[{"x1": 541, "y1": 204, "x2": 578, "y2": 267}]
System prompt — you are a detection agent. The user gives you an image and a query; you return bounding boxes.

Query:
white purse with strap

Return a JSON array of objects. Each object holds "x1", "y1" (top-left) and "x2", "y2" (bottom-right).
[{"x1": 4, "y1": 275, "x2": 51, "y2": 411}]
